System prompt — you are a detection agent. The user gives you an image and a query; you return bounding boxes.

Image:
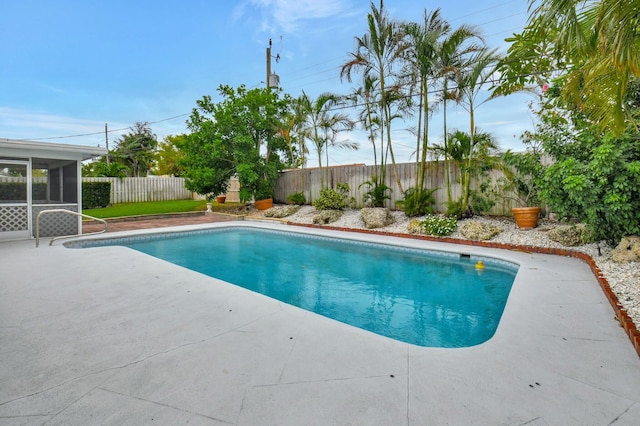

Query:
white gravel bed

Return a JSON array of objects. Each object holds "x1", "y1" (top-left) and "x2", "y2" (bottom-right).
[{"x1": 277, "y1": 205, "x2": 640, "y2": 326}]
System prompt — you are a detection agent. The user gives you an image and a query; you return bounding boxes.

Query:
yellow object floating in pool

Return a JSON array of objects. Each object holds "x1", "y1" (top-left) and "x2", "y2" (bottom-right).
[{"x1": 475, "y1": 260, "x2": 485, "y2": 270}]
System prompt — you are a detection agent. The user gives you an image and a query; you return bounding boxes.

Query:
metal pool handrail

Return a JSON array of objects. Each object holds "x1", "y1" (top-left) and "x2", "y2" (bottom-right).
[{"x1": 36, "y1": 209, "x2": 108, "y2": 247}]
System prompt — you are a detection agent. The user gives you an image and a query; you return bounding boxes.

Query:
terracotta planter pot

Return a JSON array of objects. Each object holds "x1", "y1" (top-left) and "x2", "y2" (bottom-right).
[
  {"x1": 216, "y1": 195, "x2": 226, "y2": 204},
  {"x1": 512, "y1": 207, "x2": 541, "y2": 230},
  {"x1": 255, "y1": 198, "x2": 273, "y2": 210}
]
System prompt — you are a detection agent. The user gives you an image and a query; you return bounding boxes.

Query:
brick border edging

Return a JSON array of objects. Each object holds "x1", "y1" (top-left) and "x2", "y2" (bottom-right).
[
  {"x1": 85, "y1": 211, "x2": 207, "y2": 224},
  {"x1": 287, "y1": 222, "x2": 640, "y2": 357}
]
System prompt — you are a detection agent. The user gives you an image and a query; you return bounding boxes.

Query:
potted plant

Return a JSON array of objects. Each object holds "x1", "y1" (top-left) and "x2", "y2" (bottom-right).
[
  {"x1": 497, "y1": 134, "x2": 545, "y2": 229},
  {"x1": 253, "y1": 185, "x2": 274, "y2": 210}
]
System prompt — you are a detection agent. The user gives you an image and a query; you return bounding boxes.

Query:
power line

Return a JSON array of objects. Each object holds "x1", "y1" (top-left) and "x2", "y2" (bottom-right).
[
  {"x1": 16, "y1": 4, "x2": 532, "y2": 143},
  {"x1": 19, "y1": 113, "x2": 190, "y2": 142}
]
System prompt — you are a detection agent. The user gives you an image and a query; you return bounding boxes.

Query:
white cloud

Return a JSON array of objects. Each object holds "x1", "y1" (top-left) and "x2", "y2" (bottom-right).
[
  {"x1": 234, "y1": 0, "x2": 356, "y2": 33},
  {"x1": 0, "y1": 107, "x2": 127, "y2": 146}
]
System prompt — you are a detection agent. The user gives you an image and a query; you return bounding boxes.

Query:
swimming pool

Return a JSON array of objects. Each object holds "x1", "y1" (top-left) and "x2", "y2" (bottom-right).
[{"x1": 71, "y1": 226, "x2": 518, "y2": 348}]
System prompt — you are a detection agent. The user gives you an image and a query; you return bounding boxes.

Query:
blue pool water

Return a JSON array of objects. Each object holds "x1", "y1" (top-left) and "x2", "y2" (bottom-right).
[{"x1": 74, "y1": 227, "x2": 518, "y2": 347}]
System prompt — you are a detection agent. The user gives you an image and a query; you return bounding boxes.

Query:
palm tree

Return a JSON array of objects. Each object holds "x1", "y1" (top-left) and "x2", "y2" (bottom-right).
[
  {"x1": 434, "y1": 129, "x2": 500, "y2": 216},
  {"x1": 291, "y1": 95, "x2": 311, "y2": 195},
  {"x1": 450, "y1": 46, "x2": 502, "y2": 212},
  {"x1": 341, "y1": 0, "x2": 407, "y2": 193},
  {"x1": 434, "y1": 26, "x2": 484, "y2": 204},
  {"x1": 298, "y1": 92, "x2": 356, "y2": 189},
  {"x1": 347, "y1": 74, "x2": 383, "y2": 184},
  {"x1": 527, "y1": 0, "x2": 640, "y2": 134},
  {"x1": 401, "y1": 9, "x2": 448, "y2": 193}
]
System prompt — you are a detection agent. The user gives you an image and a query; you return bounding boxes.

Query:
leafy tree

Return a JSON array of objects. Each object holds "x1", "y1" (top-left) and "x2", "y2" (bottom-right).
[
  {"x1": 154, "y1": 134, "x2": 187, "y2": 176},
  {"x1": 82, "y1": 161, "x2": 128, "y2": 178},
  {"x1": 112, "y1": 122, "x2": 158, "y2": 177},
  {"x1": 532, "y1": 107, "x2": 640, "y2": 245},
  {"x1": 183, "y1": 84, "x2": 292, "y2": 202}
]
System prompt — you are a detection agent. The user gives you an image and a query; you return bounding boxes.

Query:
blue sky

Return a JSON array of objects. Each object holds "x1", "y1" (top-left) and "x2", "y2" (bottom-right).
[{"x1": 1, "y1": 0, "x2": 534, "y2": 167}]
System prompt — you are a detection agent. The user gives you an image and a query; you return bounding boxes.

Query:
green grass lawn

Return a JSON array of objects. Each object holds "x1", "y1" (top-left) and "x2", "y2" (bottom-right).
[{"x1": 83, "y1": 199, "x2": 243, "y2": 219}]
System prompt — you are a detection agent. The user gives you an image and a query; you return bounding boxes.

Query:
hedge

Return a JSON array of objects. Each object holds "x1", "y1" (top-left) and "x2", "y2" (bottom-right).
[
  {"x1": 82, "y1": 182, "x2": 111, "y2": 208},
  {"x1": 0, "y1": 182, "x2": 46, "y2": 201}
]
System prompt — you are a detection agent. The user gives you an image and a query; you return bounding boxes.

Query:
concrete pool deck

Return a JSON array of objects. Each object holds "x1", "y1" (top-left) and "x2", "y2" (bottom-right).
[{"x1": 1, "y1": 220, "x2": 640, "y2": 425}]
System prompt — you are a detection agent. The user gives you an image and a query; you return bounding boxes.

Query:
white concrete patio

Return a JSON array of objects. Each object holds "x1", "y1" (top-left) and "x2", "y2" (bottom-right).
[{"x1": 1, "y1": 221, "x2": 639, "y2": 425}]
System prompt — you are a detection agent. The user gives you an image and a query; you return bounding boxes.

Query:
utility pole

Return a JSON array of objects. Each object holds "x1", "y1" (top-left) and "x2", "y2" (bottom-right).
[
  {"x1": 265, "y1": 38, "x2": 280, "y2": 88},
  {"x1": 266, "y1": 38, "x2": 272, "y2": 88},
  {"x1": 105, "y1": 123, "x2": 110, "y2": 165}
]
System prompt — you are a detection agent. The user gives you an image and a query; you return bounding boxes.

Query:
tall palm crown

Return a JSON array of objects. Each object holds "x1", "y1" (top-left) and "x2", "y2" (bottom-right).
[
  {"x1": 341, "y1": 0, "x2": 407, "y2": 193},
  {"x1": 527, "y1": 0, "x2": 640, "y2": 133}
]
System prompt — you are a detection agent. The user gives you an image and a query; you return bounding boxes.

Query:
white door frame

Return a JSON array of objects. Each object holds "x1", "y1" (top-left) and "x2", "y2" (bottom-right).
[{"x1": 0, "y1": 159, "x2": 32, "y2": 241}]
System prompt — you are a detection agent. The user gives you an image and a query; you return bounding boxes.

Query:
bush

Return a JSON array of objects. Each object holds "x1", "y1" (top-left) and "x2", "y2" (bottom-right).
[
  {"x1": 313, "y1": 183, "x2": 350, "y2": 211},
  {"x1": 540, "y1": 130, "x2": 640, "y2": 245},
  {"x1": 445, "y1": 199, "x2": 463, "y2": 218},
  {"x1": 82, "y1": 182, "x2": 111, "y2": 208},
  {"x1": 286, "y1": 192, "x2": 306, "y2": 205},
  {"x1": 397, "y1": 187, "x2": 436, "y2": 217},
  {"x1": 420, "y1": 215, "x2": 458, "y2": 236},
  {"x1": 359, "y1": 177, "x2": 391, "y2": 207}
]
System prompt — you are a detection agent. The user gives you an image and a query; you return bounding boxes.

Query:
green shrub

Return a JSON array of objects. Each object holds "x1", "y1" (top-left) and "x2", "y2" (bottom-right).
[
  {"x1": 82, "y1": 182, "x2": 111, "y2": 208},
  {"x1": 470, "y1": 184, "x2": 495, "y2": 215},
  {"x1": 420, "y1": 215, "x2": 458, "y2": 236},
  {"x1": 32, "y1": 183, "x2": 47, "y2": 200},
  {"x1": 359, "y1": 177, "x2": 391, "y2": 207},
  {"x1": 286, "y1": 192, "x2": 306, "y2": 205},
  {"x1": 445, "y1": 199, "x2": 463, "y2": 218},
  {"x1": 397, "y1": 187, "x2": 436, "y2": 217},
  {"x1": 0, "y1": 182, "x2": 47, "y2": 201},
  {"x1": 313, "y1": 183, "x2": 350, "y2": 211}
]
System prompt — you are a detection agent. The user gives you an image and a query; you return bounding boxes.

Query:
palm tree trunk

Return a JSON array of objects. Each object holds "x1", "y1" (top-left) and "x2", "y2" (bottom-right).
[
  {"x1": 415, "y1": 81, "x2": 424, "y2": 191},
  {"x1": 443, "y1": 82, "x2": 452, "y2": 204},
  {"x1": 463, "y1": 103, "x2": 475, "y2": 212},
  {"x1": 419, "y1": 79, "x2": 429, "y2": 191},
  {"x1": 385, "y1": 103, "x2": 404, "y2": 194}
]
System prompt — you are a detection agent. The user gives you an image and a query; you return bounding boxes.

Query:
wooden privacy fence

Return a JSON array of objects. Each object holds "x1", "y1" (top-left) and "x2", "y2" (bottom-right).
[
  {"x1": 82, "y1": 177, "x2": 241, "y2": 204},
  {"x1": 83, "y1": 177, "x2": 194, "y2": 204},
  {"x1": 81, "y1": 162, "x2": 515, "y2": 215},
  {"x1": 274, "y1": 161, "x2": 515, "y2": 216}
]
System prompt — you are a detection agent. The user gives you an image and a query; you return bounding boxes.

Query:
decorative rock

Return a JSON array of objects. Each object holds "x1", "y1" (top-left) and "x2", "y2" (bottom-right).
[
  {"x1": 264, "y1": 205, "x2": 301, "y2": 218},
  {"x1": 407, "y1": 219, "x2": 424, "y2": 234},
  {"x1": 459, "y1": 221, "x2": 503, "y2": 241},
  {"x1": 360, "y1": 207, "x2": 395, "y2": 229},
  {"x1": 312, "y1": 209, "x2": 343, "y2": 224},
  {"x1": 612, "y1": 236, "x2": 640, "y2": 263},
  {"x1": 547, "y1": 223, "x2": 590, "y2": 247}
]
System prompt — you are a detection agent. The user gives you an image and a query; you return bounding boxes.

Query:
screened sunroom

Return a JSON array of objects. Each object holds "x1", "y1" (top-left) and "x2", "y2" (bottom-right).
[{"x1": 0, "y1": 139, "x2": 106, "y2": 241}]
